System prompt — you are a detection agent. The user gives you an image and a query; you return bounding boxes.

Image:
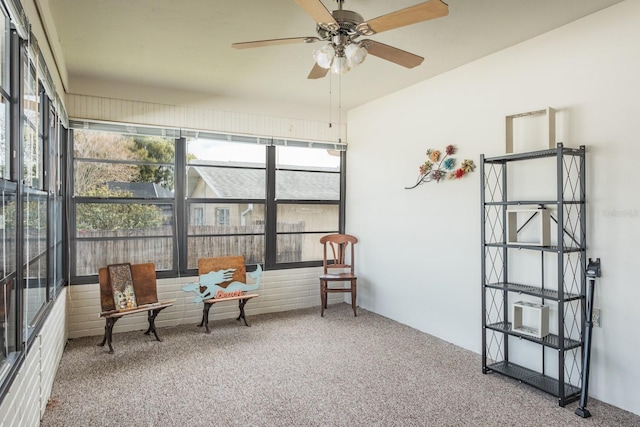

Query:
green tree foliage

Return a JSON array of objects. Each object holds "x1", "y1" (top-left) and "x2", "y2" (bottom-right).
[
  {"x1": 131, "y1": 137, "x2": 175, "y2": 189},
  {"x1": 73, "y1": 131, "x2": 138, "y2": 196},
  {"x1": 3, "y1": 199, "x2": 47, "y2": 229},
  {"x1": 73, "y1": 131, "x2": 173, "y2": 231},
  {"x1": 76, "y1": 186, "x2": 164, "y2": 230}
]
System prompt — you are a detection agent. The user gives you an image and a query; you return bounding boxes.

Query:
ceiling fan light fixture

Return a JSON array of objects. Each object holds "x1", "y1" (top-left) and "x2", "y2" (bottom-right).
[
  {"x1": 331, "y1": 55, "x2": 350, "y2": 75},
  {"x1": 345, "y1": 42, "x2": 367, "y2": 68},
  {"x1": 233, "y1": 0, "x2": 450, "y2": 79},
  {"x1": 313, "y1": 43, "x2": 335, "y2": 69}
]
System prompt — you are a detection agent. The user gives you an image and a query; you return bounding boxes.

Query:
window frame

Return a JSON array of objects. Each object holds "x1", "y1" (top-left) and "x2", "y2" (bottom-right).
[
  {"x1": 266, "y1": 145, "x2": 344, "y2": 269},
  {"x1": 214, "y1": 207, "x2": 230, "y2": 226},
  {"x1": 70, "y1": 130, "x2": 177, "y2": 281},
  {"x1": 0, "y1": 21, "x2": 68, "y2": 399},
  {"x1": 69, "y1": 124, "x2": 346, "y2": 282}
]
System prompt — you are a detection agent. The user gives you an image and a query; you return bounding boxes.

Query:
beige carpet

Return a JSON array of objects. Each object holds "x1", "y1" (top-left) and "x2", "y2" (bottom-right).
[{"x1": 41, "y1": 304, "x2": 639, "y2": 426}]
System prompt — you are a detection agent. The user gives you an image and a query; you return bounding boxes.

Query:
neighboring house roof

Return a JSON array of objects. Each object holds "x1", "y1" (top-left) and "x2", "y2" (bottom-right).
[
  {"x1": 187, "y1": 160, "x2": 340, "y2": 200},
  {"x1": 107, "y1": 182, "x2": 174, "y2": 198}
]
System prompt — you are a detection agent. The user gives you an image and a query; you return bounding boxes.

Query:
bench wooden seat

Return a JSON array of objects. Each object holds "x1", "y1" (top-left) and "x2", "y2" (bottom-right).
[
  {"x1": 196, "y1": 256, "x2": 259, "y2": 334},
  {"x1": 98, "y1": 262, "x2": 174, "y2": 353}
]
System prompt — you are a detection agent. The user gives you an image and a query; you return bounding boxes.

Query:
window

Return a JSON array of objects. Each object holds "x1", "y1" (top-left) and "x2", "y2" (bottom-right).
[
  {"x1": 70, "y1": 124, "x2": 345, "y2": 279},
  {"x1": 0, "y1": 5, "x2": 68, "y2": 393},
  {"x1": 0, "y1": 11, "x2": 16, "y2": 380},
  {"x1": 72, "y1": 129, "x2": 176, "y2": 278},
  {"x1": 273, "y1": 145, "x2": 341, "y2": 265},
  {"x1": 186, "y1": 137, "x2": 266, "y2": 268},
  {"x1": 23, "y1": 190, "x2": 47, "y2": 333},
  {"x1": 0, "y1": 98, "x2": 8, "y2": 179},
  {"x1": 193, "y1": 207, "x2": 204, "y2": 226},
  {"x1": 0, "y1": 10, "x2": 9, "y2": 180},
  {"x1": 215, "y1": 208, "x2": 229, "y2": 226},
  {"x1": 48, "y1": 109, "x2": 64, "y2": 296},
  {"x1": 21, "y1": 54, "x2": 47, "y2": 339},
  {"x1": 0, "y1": 189, "x2": 16, "y2": 366},
  {"x1": 22, "y1": 57, "x2": 40, "y2": 189}
]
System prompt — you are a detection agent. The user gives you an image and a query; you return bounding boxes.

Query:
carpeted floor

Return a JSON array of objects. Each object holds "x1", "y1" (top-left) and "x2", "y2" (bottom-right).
[{"x1": 41, "y1": 304, "x2": 639, "y2": 427}]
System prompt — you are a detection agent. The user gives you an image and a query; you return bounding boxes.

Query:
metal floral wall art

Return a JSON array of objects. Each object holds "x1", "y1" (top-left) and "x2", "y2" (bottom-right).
[{"x1": 405, "y1": 145, "x2": 476, "y2": 189}]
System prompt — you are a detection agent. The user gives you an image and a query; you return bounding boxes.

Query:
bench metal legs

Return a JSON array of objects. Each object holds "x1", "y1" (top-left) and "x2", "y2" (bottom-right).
[
  {"x1": 198, "y1": 302, "x2": 213, "y2": 333},
  {"x1": 98, "y1": 309, "x2": 164, "y2": 353},
  {"x1": 98, "y1": 317, "x2": 118, "y2": 354},
  {"x1": 199, "y1": 299, "x2": 252, "y2": 334},
  {"x1": 237, "y1": 298, "x2": 251, "y2": 326},
  {"x1": 144, "y1": 309, "x2": 163, "y2": 342}
]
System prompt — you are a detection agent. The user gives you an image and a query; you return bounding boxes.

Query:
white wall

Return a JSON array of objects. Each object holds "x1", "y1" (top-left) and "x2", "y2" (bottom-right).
[{"x1": 346, "y1": 0, "x2": 639, "y2": 416}]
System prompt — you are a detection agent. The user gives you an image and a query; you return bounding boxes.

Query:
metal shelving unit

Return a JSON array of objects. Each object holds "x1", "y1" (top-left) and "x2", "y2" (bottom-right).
[{"x1": 481, "y1": 143, "x2": 586, "y2": 406}]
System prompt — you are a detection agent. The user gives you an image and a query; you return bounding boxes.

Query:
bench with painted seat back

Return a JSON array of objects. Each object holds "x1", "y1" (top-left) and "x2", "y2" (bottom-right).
[
  {"x1": 98, "y1": 262, "x2": 174, "y2": 353},
  {"x1": 182, "y1": 256, "x2": 261, "y2": 334}
]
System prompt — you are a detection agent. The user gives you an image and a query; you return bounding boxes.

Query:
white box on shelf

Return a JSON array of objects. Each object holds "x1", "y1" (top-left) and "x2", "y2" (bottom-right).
[
  {"x1": 511, "y1": 301, "x2": 550, "y2": 338},
  {"x1": 505, "y1": 107, "x2": 556, "y2": 154},
  {"x1": 507, "y1": 206, "x2": 551, "y2": 246}
]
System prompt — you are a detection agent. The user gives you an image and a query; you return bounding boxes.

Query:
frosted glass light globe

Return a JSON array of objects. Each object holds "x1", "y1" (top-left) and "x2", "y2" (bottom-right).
[
  {"x1": 313, "y1": 44, "x2": 336, "y2": 69},
  {"x1": 345, "y1": 43, "x2": 367, "y2": 67}
]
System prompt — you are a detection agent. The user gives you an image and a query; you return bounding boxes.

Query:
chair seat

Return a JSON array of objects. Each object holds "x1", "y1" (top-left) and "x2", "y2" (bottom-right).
[{"x1": 320, "y1": 272, "x2": 357, "y2": 281}]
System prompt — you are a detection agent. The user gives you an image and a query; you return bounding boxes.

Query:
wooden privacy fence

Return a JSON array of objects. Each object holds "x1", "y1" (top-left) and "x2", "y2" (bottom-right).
[{"x1": 75, "y1": 223, "x2": 305, "y2": 276}]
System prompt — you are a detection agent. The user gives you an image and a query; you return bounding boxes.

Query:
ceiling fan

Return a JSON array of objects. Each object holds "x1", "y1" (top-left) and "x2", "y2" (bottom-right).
[{"x1": 232, "y1": 0, "x2": 449, "y2": 79}]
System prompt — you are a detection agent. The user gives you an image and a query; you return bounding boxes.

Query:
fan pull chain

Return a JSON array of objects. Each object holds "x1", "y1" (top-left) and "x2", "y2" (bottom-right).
[
  {"x1": 338, "y1": 73, "x2": 342, "y2": 143},
  {"x1": 328, "y1": 72, "x2": 333, "y2": 129}
]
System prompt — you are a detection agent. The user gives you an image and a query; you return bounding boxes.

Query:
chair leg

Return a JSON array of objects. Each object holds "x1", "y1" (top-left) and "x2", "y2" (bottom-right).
[
  {"x1": 323, "y1": 284, "x2": 328, "y2": 309},
  {"x1": 351, "y1": 281, "x2": 357, "y2": 317},
  {"x1": 320, "y1": 280, "x2": 326, "y2": 317}
]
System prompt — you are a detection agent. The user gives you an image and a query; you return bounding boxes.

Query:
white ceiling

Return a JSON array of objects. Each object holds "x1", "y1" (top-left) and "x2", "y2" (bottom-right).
[{"x1": 46, "y1": 0, "x2": 623, "y2": 111}]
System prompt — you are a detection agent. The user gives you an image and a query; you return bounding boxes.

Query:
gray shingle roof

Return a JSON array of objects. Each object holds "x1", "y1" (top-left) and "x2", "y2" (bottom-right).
[
  {"x1": 107, "y1": 182, "x2": 174, "y2": 198},
  {"x1": 188, "y1": 160, "x2": 339, "y2": 200}
]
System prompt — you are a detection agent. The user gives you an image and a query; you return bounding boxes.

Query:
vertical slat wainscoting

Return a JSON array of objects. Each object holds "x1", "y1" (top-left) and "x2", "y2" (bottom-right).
[
  {"x1": 0, "y1": 288, "x2": 67, "y2": 426},
  {"x1": 66, "y1": 94, "x2": 346, "y2": 143},
  {"x1": 66, "y1": 266, "x2": 346, "y2": 339},
  {"x1": 39, "y1": 288, "x2": 67, "y2": 419}
]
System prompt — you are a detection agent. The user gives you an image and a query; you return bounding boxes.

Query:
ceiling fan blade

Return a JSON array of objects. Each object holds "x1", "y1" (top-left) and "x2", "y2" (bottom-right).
[
  {"x1": 359, "y1": 0, "x2": 448, "y2": 35},
  {"x1": 295, "y1": 0, "x2": 339, "y2": 31},
  {"x1": 232, "y1": 36, "x2": 320, "y2": 49},
  {"x1": 362, "y1": 40, "x2": 424, "y2": 69},
  {"x1": 307, "y1": 63, "x2": 329, "y2": 79}
]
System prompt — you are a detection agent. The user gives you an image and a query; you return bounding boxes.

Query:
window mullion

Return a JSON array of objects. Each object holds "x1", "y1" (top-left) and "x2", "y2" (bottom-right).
[
  {"x1": 175, "y1": 137, "x2": 186, "y2": 275},
  {"x1": 265, "y1": 144, "x2": 276, "y2": 269}
]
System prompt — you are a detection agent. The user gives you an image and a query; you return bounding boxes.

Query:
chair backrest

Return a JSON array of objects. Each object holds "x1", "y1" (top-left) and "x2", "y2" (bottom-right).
[
  {"x1": 98, "y1": 262, "x2": 158, "y2": 312},
  {"x1": 198, "y1": 256, "x2": 246, "y2": 290},
  {"x1": 320, "y1": 234, "x2": 358, "y2": 274}
]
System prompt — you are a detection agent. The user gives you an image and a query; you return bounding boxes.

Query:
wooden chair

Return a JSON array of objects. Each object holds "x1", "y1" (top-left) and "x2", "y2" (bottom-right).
[
  {"x1": 319, "y1": 234, "x2": 358, "y2": 317},
  {"x1": 98, "y1": 263, "x2": 174, "y2": 353}
]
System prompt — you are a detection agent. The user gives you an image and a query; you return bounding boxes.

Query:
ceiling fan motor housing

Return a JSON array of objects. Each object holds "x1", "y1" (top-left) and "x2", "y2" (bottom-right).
[{"x1": 317, "y1": 9, "x2": 364, "y2": 40}]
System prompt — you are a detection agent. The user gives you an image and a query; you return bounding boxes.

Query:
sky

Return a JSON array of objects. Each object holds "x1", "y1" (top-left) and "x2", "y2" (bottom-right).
[{"x1": 187, "y1": 138, "x2": 340, "y2": 168}]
